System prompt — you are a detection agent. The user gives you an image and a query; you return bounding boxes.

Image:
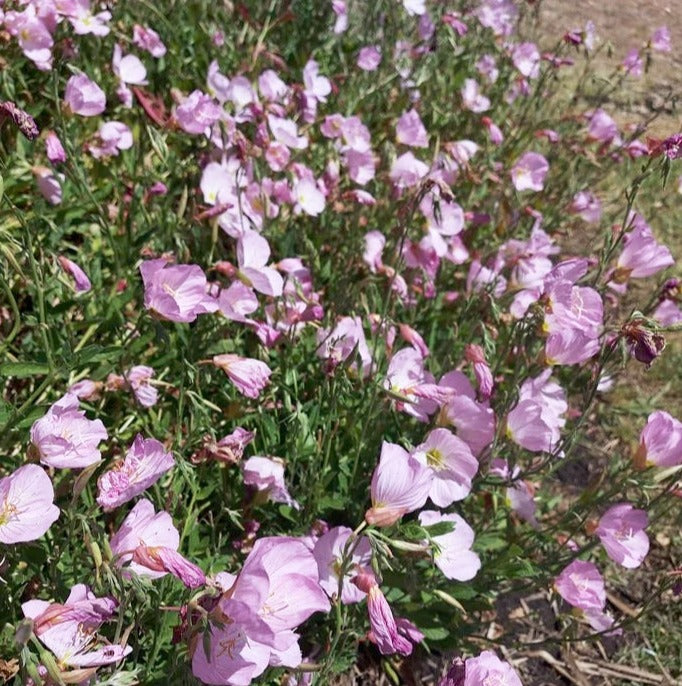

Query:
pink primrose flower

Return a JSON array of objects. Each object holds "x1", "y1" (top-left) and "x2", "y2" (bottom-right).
[
  {"x1": 176, "y1": 90, "x2": 222, "y2": 135},
  {"x1": 243, "y1": 456, "x2": 299, "y2": 509},
  {"x1": 313, "y1": 526, "x2": 372, "y2": 604},
  {"x1": 365, "y1": 441, "x2": 432, "y2": 526},
  {"x1": 419, "y1": 510, "x2": 480, "y2": 581},
  {"x1": 237, "y1": 230, "x2": 284, "y2": 297},
  {"x1": 636, "y1": 410, "x2": 682, "y2": 467},
  {"x1": 212, "y1": 354, "x2": 272, "y2": 398},
  {"x1": 31, "y1": 393, "x2": 107, "y2": 469},
  {"x1": 396, "y1": 109, "x2": 428, "y2": 148},
  {"x1": 596, "y1": 504, "x2": 649, "y2": 568},
  {"x1": 412, "y1": 428, "x2": 478, "y2": 507},
  {"x1": 97, "y1": 434, "x2": 174, "y2": 511},
  {"x1": 64, "y1": 74, "x2": 106, "y2": 117},
  {"x1": 511, "y1": 152, "x2": 549, "y2": 192},
  {"x1": 22, "y1": 585, "x2": 131, "y2": 669},
  {"x1": 357, "y1": 46, "x2": 382, "y2": 71},
  {"x1": 45, "y1": 130, "x2": 66, "y2": 163},
  {"x1": 0, "y1": 464, "x2": 59, "y2": 544},
  {"x1": 133, "y1": 24, "x2": 167, "y2": 57},
  {"x1": 141, "y1": 259, "x2": 218, "y2": 322}
]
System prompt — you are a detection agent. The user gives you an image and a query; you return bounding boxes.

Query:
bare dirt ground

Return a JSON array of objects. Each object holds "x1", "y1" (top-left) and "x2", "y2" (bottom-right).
[{"x1": 538, "y1": 0, "x2": 682, "y2": 136}]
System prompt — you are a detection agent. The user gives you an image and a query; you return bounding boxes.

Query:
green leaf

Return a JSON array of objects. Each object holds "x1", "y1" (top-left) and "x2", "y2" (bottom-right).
[{"x1": 0, "y1": 362, "x2": 50, "y2": 378}]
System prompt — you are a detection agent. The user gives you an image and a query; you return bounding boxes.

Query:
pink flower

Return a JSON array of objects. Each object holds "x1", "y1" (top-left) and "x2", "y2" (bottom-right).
[
  {"x1": 22, "y1": 585, "x2": 131, "y2": 669},
  {"x1": 461, "y1": 78, "x2": 490, "y2": 113},
  {"x1": 317, "y1": 316, "x2": 372, "y2": 376},
  {"x1": 4, "y1": 5, "x2": 53, "y2": 70},
  {"x1": 237, "y1": 230, "x2": 284, "y2": 297},
  {"x1": 474, "y1": 0, "x2": 518, "y2": 36},
  {"x1": 313, "y1": 526, "x2": 372, "y2": 604},
  {"x1": 176, "y1": 90, "x2": 222, "y2": 135},
  {"x1": 464, "y1": 344, "x2": 493, "y2": 399},
  {"x1": 31, "y1": 393, "x2": 107, "y2": 469},
  {"x1": 363, "y1": 231, "x2": 386, "y2": 272},
  {"x1": 412, "y1": 428, "x2": 478, "y2": 507},
  {"x1": 511, "y1": 152, "x2": 549, "y2": 192},
  {"x1": 384, "y1": 348, "x2": 441, "y2": 421},
  {"x1": 569, "y1": 190, "x2": 601, "y2": 224},
  {"x1": 402, "y1": 0, "x2": 426, "y2": 15},
  {"x1": 615, "y1": 215, "x2": 674, "y2": 279},
  {"x1": 33, "y1": 166, "x2": 62, "y2": 205},
  {"x1": 555, "y1": 561, "x2": 619, "y2": 633},
  {"x1": 651, "y1": 26, "x2": 671, "y2": 52},
  {"x1": 64, "y1": 74, "x2": 106, "y2": 117},
  {"x1": 332, "y1": 0, "x2": 348, "y2": 33},
  {"x1": 507, "y1": 370, "x2": 566, "y2": 453},
  {"x1": 218, "y1": 281, "x2": 259, "y2": 323},
  {"x1": 396, "y1": 109, "x2": 428, "y2": 148},
  {"x1": 357, "y1": 46, "x2": 381, "y2": 71},
  {"x1": 622, "y1": 48, "x2": 643, "y2": 77},
  {"x1": 511, "y1": 42, "x2": 540, "y2": 78},
  {"x1": 0, "y1": 465, "x2": 59, "y2": 544},
  {"x1": 268, "y1": 114, "x2": 308, "y2": 149},
  {"x1": 459, "y1": 651, "x2": 523, "y2": 686},
  {"x1": 111, "y1": 498, "x2": 201, "y2": 587},
  {"x1": 141, "y1": 259, "x2": 218, "y2": 322},
  {"x1": 587, "y1": 109, "x2": 618, "y2": 144},
  {"x1": 133, "y1": 24, "x2": 167, "y2": 57},
  {"x1": 212, "y1": 354, "x2": 272, "y2": 398},
  {"x1": 293, "y1": 178, "x2": 326, "y2": 216},
  {"x1": 636, "y1": 410, "x2": 682, "y2": 467},
  {"x1": 596, "y1": 504, "x2": 649, "y2": 569},
  {"x1": 88, "y1": 120, "x2": 133, "y2": 158},
  {"x1": 352, "y1": 573, "x2": 414, "y2": 656},
  {"x1": 67, "y1": 0, "x2": 110, "y2": 35},
  {"x1": 132, "y1": 545, "x2": 206, "y2": 588},
  {"x1": 194, "y1": 537, "x2": 330, "y2": 683},
  {"x1": 58, "y1": 256, "x2": 91, "y2": 292},
  {"x1": 419, "y1": 510, "x2": 480, "y2": 581},
  {"x1": 45, "y1": 130, "x2": 66, "y2": 163},
  {"x1": 243, "y1": 456, "x2": 299, "y2": 509},
  {"x1": 97, "y1": 434, "x2": 174, "y2": 512},
  {"x1": 365, "y1": 442, "x2": 432, "y2": 526},
  {"x1": 126, "y1": 365, "x2": 158, "y2": 407},
  {"x1": 555, "y1": 560, "x2": 605, "y2": 612},
  {"x1": 390, "y1": 152, "x2": 429, "y2": 189}
]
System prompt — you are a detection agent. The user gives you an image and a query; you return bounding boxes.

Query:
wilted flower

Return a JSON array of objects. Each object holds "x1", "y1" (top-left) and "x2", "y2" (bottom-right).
[
  {"x1": 352, "y1": 573, "x2": 415, "y2": 656},
  {"x1": 58, "y1": 256, "x2": 91, "y2": 292}
]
